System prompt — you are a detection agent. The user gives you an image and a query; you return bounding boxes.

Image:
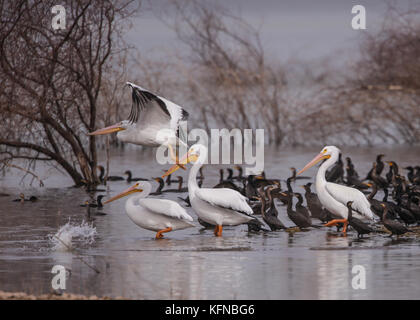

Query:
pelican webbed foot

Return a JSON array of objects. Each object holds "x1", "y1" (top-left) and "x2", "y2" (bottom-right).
[
  {"x1": 214, "y1": 225, "x2": 223, "y2": 237},
  {"x1": 324, "y1": 219, "x2": 349, "y2": 235},
  {"x1": 155, "y1": 227, "x2": 172, "y2": 239}
]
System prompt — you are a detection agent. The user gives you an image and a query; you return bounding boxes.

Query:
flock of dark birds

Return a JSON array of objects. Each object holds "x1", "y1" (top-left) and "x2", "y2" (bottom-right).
[{"x1": 8, "y1": 155, "x2": 420, "y2": 239}]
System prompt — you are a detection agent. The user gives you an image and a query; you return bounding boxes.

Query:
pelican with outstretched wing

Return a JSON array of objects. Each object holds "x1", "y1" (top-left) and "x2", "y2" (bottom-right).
[
  {"x1": 89, "y1": 82, "x2": 189, "y2": 162},
  {"x1": 297, "y1": 146, "x2": 374, "y2": 234},
  {"x1": 162, "y1": 144, "x2": 254, "y2": 237}
]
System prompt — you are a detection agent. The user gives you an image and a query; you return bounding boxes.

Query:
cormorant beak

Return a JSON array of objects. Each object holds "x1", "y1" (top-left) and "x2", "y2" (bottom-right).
[
  {"x1": 255, "y1": 175, "x2": 265, "y2": 180},
  {"x1": 162, "y1": 152, "x2": 198, "y2": 178},
  {"x1": 298, "y1": 152, "x2": 331, "y2": 175},
  {"x1": 88, "y1": 122, "x2": 125, "y2": 136},
  {"x1": 104, "y1": 184, "x2": 143, "y2": 204}
]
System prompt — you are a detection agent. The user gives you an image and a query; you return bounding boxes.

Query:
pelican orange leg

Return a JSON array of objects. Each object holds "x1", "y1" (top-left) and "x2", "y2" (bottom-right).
[
  {"x1": 324, "y1": 219, "x2": 349, "y2": 235},
  {"x1": 168, "y1": 145, "x2": 186, "y2": 170},
  {"x1": 155, "y1": 227, "x2": 172, "y2": 239},
  {"x1": 213, "y1": 225, "x2": 223, "y2": 237}
]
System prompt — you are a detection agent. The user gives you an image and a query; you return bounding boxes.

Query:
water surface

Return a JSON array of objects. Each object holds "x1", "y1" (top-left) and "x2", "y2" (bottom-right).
[{"x1": 0, "y1": 146, "x2": 419, "y2": 299}]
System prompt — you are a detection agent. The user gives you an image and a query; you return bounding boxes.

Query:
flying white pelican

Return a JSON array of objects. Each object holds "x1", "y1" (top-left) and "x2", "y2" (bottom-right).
[
  {"x1": 104, "y1": 181, "x2": 194, "y2": 239},
  {"x1": 89, "y1": 82, "x2": 188, "y2": 164},
  {"x1": 162, "y1": 144, "x2": 254, "y2": 237},
  {"x1": 297, "y1": 146, "x2": 374, "y2": 234}
]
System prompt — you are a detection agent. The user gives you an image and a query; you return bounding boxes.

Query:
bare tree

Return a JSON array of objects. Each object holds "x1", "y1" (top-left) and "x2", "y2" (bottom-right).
[
  {"x1": 298, "y1": 5, "x2": 420, "y2": 146},
  {"x1": 156, "y1": 0, "x2": 290, "y2": 146},
  {"x1": 0, "y1": 0, "x2": 136, "y2": 186}
]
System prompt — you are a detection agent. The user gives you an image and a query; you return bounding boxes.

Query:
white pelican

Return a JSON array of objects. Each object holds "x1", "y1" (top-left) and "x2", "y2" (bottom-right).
[
  {"x1": 104, "y1": 181, "x2": 194, "y2": 239},
  {"x1": 89, "y1": 82, "x2": 188, "y2": 164},
  {"x1": 297, "y1": 146, "x2": 374, "y2": 234},
  {"x1": 162, "y1": 144, "x2": 254, "y2": 237}
]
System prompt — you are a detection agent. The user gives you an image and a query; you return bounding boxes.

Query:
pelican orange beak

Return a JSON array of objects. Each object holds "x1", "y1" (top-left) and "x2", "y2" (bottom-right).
[
  {"x1": 104, "y1": 184, "x2": 143, "y2": 204},
  {"x1": 298, "y1": 152, "x2": 331, "y2": 175},
  {"x1": 88, "y1": 122, "x2": 125, "y2": 136},
  {"x1": 162, "y1": 152, "x2": 198, "y2": 178}
]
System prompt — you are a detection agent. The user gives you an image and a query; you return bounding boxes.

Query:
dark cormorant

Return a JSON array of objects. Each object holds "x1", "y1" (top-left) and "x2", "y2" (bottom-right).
[
  {"x1": 258, "y1": 187, "x2": 286, "y2": 231},
  {"x1": 124, "y1": 170, "x2": 148, "y2": 182},
  {"x1": 282, "y1": 192, "x2": 312, "y2": 229},
  {"x1": 382, "y1": 203, "x2": 411, "y2": 237},
  {"x1": 326, "y1": 153, "x2": 344, "y2": 183},
  {"x1": 80, "y1": 195, "x2": 105, "y2": 208},
  {"x1": 365, "y1": 154, "x2": 385, "y2": 181},
  {"x1": 346, "y1": 201, "x2": 374, "y2": 238}
]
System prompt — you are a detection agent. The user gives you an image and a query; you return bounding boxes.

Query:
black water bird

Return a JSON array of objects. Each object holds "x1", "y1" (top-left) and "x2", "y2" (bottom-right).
[
  {"x1": 385, "y1": 161, "x2": 399, "y2": 184},
  {"x1": 367, "y1": 183, "x2": 385, "y2": 219},
  {"x1": 326, "y1": 153, "x2": 344, "y2": 183},
  {"x1": 346, "y1": 201, "x2": 374, "y2": 238},
  {"x1": 282, "y1": 192, "x2": 312, "y2": 229},
  {"x1": 405, "y1": 166, "x2": 415, "y2": 183},
  {"x1": 150, "y1": 177, "x2": 165, "y2": 195},
  {"x1": 163, "y1": 176, "x2": 188, "y2": 193},
  {"x1": 302, "y1": 183, "x2": 324, "y2": 220},
  {"x1": 12, "y1": 193, "x2": 38, "y2": 203},
  {"x1": 289, "y1": 167, "x2": 310, "y2": 181},
  {"x1": 80, "y1": 195, "x2": 105, "y2": 208},
  {"x1": 365, "y1": 154, "x2": 385, "y2": 180},
  {"x1": 233, "y1": 165, "x2": 245, "y2": 182},
  {"x1": 294, "y1": 193, "x2": 311, "y2": 219},
  {"x1": 346, "y1": 166, "x2": 370, "y2": 190},
  {"x1": 370, "y1": 162, "x2": 388, "y2": 190},
  {"x1": 97, "y1": 165, "x2": 124, "y2": 182},
  {"x1": 346, "y1": 157, "x2": 359, "y2": 178},
  {"x1": 382, "y1": 203, "x2": 411, "y2": 237},
  {"x1": 258, "y1": 187, "x2": 286, "y2": 231},
  {"x1": 124, "y1": 170, "x2": 148, "y2": 182},
  {"x1": 214, "y1": 169, "x2": 242, "y2": 193}
]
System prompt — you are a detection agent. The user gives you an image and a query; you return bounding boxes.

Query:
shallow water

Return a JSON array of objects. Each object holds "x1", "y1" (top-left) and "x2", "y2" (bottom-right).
[{"x1": 0, "y1": 145, "x2": 419, "y2": 299}]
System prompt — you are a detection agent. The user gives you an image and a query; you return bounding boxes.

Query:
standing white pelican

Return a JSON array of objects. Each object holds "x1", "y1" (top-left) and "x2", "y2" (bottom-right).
[
  {"x1": 162, "y1": 144, "x2": 254, "y2": 237},
  {"x1": 297, "y1": 146, "x2": 374, "y2": 234},
  {"x1": 104, "y1": 181, "x2": 194, "y2": 239},
  {"x1": 89, "y1": 82, "x2": 188, "y2": 163}
]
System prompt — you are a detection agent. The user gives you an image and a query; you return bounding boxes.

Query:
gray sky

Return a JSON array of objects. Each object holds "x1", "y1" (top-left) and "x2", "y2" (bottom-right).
[{"x1": 125, "y1": 0, "x2": 416, "y2": 64}]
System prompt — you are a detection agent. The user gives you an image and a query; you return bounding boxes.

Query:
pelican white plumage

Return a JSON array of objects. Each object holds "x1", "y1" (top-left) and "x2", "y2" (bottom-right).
[
  {"x1": 89, "y1": 82, "x2": 188, "y2": 161},
  {"x1": 104, "y1": 181, "x2": 194, "y2": 239},
  {"x1": 297, "y1": 146, "x2": 374, "y2": 234},
  {"x1": 162, "y1": 144, "x2": 254, "y2": 237}
]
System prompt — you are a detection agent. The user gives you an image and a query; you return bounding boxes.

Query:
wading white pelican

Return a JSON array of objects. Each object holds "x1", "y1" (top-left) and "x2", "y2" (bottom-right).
[
  {"x1": 104, "y1": 181, "x2": 194, "y2": 239},
  {"x1": 297, "y1": 146, "x2": 374, "y2": 234},
  {"x1": 162, "y1": 144, "x2": 254, "y2": 237},
  {"x1": 89, "y1": 82, "x2": 188, "y2": 163}
]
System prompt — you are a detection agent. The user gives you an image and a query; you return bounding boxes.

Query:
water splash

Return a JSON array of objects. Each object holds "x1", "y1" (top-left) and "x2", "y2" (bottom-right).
[{"x1": 50, "y1": 220, "x2": 97, "y2": 252}]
